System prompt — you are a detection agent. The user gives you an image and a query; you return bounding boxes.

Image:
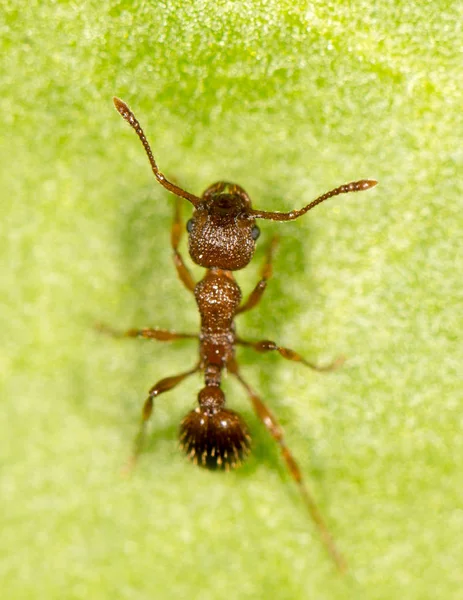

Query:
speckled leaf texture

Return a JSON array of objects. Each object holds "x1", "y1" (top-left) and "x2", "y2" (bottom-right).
[{"x1": 1, "y1": 1, "x2": 461, "y2": 599}]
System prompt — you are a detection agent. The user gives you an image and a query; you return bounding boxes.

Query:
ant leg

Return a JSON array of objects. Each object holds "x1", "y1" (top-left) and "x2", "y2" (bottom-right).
[
  {"x1": 172, "y1": 198, "x2": 196, "y2": 293},
  {"x1": 237, "y1": 237, "x2": 278, "y2": 314},
  {"x1": 236, "y1": 338, "x2": 344, "y2": 372},
  {"x1": 124, "y1": 365, "x2": 199, "y2": 473},
  {"x1": 231, "y1": 367, "x2": 347, "y2": 572},
  {"x1": 96, "y1": 323, "x2": 197, "y2": 342}
]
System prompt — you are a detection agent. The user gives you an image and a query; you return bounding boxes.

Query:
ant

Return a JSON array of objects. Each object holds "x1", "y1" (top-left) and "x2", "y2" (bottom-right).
[{"x1": 108, "y1": 97, "x2": 377, "y2": 572}]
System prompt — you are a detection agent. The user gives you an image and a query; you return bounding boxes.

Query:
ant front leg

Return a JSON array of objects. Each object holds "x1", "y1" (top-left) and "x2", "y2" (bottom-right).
[
  {"x1": 172, "y1": 198, "x2": 196, "y2": 293},
  {"x1": 231, "y1": 367, "x2": 347, "y2": 573},
  {"x1": 237, "y1": 236, "x2": 278, "y2": 314},
  {"x1": 124, "y1": 365, "x2": 199, "y2": 474},
  {"x1": 236, "y1": 338, "x2": 345, "y2": 372}
]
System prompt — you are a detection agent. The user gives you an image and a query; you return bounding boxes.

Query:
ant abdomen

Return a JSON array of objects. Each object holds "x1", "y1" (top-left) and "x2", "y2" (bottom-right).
[
  {"x1": 179, "y1": 408, "x2": 251, "y2": 470},
  {"x1": 179, "y1": 386, "x2": 251, "y2": 470}
]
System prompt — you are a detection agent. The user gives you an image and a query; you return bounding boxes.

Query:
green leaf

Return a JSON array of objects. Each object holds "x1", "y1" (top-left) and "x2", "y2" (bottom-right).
[{"x1": 2, "y1": 1, "x2": 461, "y2": 598}]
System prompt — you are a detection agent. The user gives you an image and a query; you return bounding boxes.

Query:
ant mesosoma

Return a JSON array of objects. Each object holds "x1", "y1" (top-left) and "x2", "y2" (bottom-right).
[{"x1": 109, "y1": 97, "x2": 377, "y2": 572}]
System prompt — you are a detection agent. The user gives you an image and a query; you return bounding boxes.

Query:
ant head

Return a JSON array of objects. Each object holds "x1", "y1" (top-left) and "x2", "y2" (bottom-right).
[
  {"x1": 186, "y1": 182, "x2": 260, "y2": 271},
  {"x1": 113, "y1": 97, "x2": 378, "y2": 268},
  {"x1": 179, "y1": 386, "x2": 251, "y2": 470}
]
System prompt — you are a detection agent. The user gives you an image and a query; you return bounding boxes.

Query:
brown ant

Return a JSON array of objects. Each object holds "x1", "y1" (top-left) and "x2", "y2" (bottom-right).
[{"x1": 108, "y1": 97, "x2": 377, "y2": 572}]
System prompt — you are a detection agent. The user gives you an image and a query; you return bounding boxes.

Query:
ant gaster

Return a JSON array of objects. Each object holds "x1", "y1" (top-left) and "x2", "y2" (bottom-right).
[{"x1": 110, "y1": 97, "x2": 377, "y2": 572}]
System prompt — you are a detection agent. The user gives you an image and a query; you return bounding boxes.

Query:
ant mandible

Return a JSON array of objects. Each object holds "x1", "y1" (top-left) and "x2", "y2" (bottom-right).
[{"x1": 109, "y1": 97, "x2": 377, "y2": 572}]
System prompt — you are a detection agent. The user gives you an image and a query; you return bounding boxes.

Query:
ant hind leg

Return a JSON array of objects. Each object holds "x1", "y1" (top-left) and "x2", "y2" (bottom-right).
[
  {"x1": 123, "y1": 365, "x2": 199, "y2": 475},
  {"x1": 231, "y1": 366, "x2": 347, "y2": 572}
]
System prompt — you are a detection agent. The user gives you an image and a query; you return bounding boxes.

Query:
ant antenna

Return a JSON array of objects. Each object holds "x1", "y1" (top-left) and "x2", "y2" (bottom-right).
[
  {"x1": 250, "y1": 180, "x2": 377, "y2": 221},
  {"x1": 113, "y1": 97, "x2": 201, "y2": 208}
]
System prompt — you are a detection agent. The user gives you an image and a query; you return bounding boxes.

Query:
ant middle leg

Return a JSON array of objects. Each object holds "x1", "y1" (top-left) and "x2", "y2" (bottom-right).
[
  {"x1": 231, "y1": 366, "x2": 347, "y2": 572},
  {"x1": 237, "y1": 236, "x2": 278, "y2": 314},
  {"x1": 124, "y1": 365, "x2": 199, "y2": 474},
  {"x1": 96, "y1": 323, "x2": 197, "y2": 342},
  {"x1": 172, "y1": 198, "x2": 196, "y2": 293},
  {"x1": 236, "y1": 338, "x2": 344, "y2": 372}
]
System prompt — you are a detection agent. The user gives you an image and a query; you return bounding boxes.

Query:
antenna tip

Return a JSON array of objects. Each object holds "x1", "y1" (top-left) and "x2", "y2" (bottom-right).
[
  {"x1": 113, "y1": 96, "x2": 128, "y2": 114},
  {"x1": 362, "y1": 179, "x2": 378, "y2": 190}
]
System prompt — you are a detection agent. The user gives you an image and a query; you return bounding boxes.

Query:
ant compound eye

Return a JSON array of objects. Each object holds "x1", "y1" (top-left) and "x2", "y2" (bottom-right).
[
  {"x1": 251, "y1": 225, "x2": 260, "y2": 241},
  {"x1": 186, "y1": 219, "x2": 194, "y2": 233}
]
